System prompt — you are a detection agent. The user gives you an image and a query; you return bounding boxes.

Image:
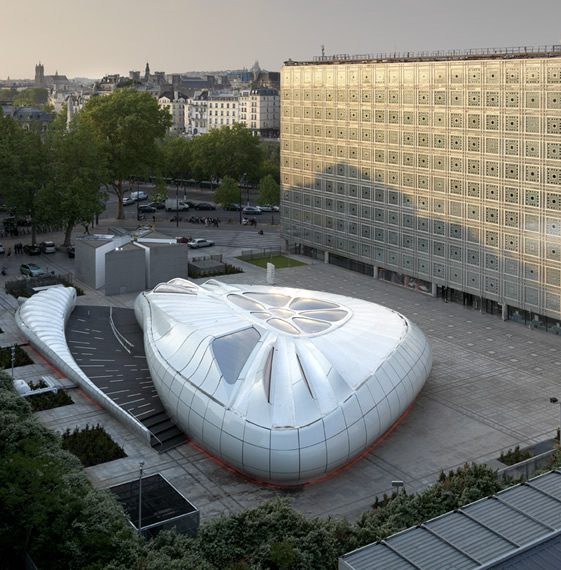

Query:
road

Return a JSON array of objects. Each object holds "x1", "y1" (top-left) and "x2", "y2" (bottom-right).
[{"x1": 100, "y1": 182, "x2": 273, "y2": 226}]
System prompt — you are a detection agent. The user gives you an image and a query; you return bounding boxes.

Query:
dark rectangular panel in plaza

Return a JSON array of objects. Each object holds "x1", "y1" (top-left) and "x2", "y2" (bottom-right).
[{"x1": 109, "y1": 474, "x2": 199, "y2": 537}]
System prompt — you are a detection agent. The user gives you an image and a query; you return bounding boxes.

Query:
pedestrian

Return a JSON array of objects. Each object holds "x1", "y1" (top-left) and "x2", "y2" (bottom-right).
[
  {"x1": 152, "y1": 216, "x2": 156, "y2": 223},
  {"x1": 7, "y1": 247, "x2": 11, "y2": 257}
]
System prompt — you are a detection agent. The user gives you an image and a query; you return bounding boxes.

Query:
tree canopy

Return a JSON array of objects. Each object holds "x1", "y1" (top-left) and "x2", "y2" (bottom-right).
[
  {"x1": 213, "y1": 176, "x2": 239, "y2": 207},
  {"x1": 0, "y1": 113, "x2": 47, "y2": 243},
  {"x1": 257, "y1": 174, "x2": 280, "y2": 206},
  {"x1": 190, "y1": 124, "x2": 262, "y2": 183},
  {"x1": 81, "y1": 89, "x2": 171, "y2": 219},
  {"x1": 158, "y1": 135, "x2": 191, "y2": 182},
  {"x1": 38, "y1": 111, "x2": 108, "y2": 245}
]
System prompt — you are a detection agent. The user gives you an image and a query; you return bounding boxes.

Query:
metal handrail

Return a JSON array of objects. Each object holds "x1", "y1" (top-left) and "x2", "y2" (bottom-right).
[
  {"x1": 109, "y1": 306, "x2": 134, "y2": 353},
  {"x1": 285, "y1": 44, "x2": 561, "y2": 66}
]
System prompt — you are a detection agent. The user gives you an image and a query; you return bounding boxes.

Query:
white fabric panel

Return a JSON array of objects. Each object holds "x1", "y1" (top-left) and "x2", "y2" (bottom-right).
[
  {"x1": 298, "y1": 421, "x2": 326, "y2": 448},
  {"x1": 299, "y1": 441, "x2": 328, "y2": 473}
]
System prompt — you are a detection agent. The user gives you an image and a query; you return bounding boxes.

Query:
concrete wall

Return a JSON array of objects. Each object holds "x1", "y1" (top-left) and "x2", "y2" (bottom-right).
[
  {"x1": 75, "y1": 241, "x2": 100, "y2": 289},
  {"x1": 105, "y1": 247, "x2": 146, "y2": 296},
  {"x1": 147, "y1": 244, "x2": 189, "y2": 288},
  {"x1": 97, "y1": 237, "x2": 130, "y2": 289}
]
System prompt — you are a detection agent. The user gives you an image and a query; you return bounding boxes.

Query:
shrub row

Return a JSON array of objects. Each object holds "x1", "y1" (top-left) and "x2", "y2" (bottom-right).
[
  {"x1": 0, "y1": 345, "x2": 33, "y2": 369},
  {"x1": 62, "y1": 424, "x2": 126, "y2": 467},
  {"x1": 29, "y1": 388, "x2": 74, "y2": 412}
]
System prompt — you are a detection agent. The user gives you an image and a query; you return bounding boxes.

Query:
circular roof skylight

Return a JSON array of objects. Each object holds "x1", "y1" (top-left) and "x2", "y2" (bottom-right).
[{"x1": 227, "y1": 292, "x2": 350, "y2": 335}]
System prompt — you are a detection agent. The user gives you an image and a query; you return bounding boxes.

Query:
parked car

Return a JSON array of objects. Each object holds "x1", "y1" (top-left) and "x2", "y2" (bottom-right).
[
  {"x1": 40, "y1": 241, "x2": 56, "y2": 254},
  {"x1": 148, "y1": 201, "x2": 165, "y2": 210},
  {"x1": 20, "y1": 263, "x2": 45, "y2": 277},
  {"x1": 187, "y1": 238, "x2": 215, "y2": 249},
  {"x1": 67, "y1": 246, "x2": 75, "y2": 258},
  {"x1": 242, "y1": 206, "x2": 262, "y2": 216},
  {"x1": 224, "y1": 203, "x2": 242, "y2": 211},
  {"x1": 122, "y1": 196, "x2": 135, "y2": 206},
  {"x1": 272, "y1": 205, "x2": 280, "y2": 212},
  {"x1": 175, "y1": 236, "x2": 190, "y2": 244},
  {"x1": 0, "y1": 244, "x2": 4, "y2": 254},
  {"x1": 193, "y1": 202, "x2": 217, "y2": 211},
  {"x1": 130, "y1": 191, "x2": 148, "y2": 201},
  {"x1": 257, "y1": 204, "x2": 274, "y2": 212},
  {"x1": 23, "y1": 244, "x2": 41, "y2": 255},
  {"x1": 138, "y1": 204, "x2": 157, "y2": 213}
]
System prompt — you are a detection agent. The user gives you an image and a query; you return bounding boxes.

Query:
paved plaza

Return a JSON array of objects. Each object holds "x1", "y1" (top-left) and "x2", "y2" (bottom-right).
[{"x1": 2, "y1": 221, "x2": 561, "y2": 523}]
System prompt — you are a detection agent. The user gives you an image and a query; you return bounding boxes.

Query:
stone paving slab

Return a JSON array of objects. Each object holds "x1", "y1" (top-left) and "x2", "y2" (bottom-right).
[{"x1": 11, "y1": 239, "x2": 561, "y2": 523}]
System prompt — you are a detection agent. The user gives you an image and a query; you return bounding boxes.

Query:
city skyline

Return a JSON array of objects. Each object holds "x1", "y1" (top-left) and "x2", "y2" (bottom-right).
[{"x1": 1, "y1": 0, "x2": 561, "y2": 80}]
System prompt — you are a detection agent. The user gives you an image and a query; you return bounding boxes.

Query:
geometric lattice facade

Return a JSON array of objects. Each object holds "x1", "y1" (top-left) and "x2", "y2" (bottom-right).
[{"x1": 280, "y1": 48, "x2": 561, "y2": 318}]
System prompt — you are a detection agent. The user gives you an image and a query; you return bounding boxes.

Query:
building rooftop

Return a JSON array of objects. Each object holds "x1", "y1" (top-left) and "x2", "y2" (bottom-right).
[
  {"x1": 340, "y1": 470, "x2": 561, "y2": 570},
  {"x1": 284, "y1": 44, "x2": 561, "y2": 66}
]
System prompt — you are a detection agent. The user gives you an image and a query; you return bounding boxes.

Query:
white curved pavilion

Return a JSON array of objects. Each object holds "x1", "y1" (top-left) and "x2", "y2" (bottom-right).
[{"x1": 135, "y1": 278, "x2": 432, "y2": 485}]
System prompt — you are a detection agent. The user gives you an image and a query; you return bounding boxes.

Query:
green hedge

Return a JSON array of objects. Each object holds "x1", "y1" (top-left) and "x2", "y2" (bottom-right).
[
  {"x1": 500, "y1": 445, "x2": 533, "y2": 465},
  {"x1": 62, "y1": 424, "x2": 127, "y2": 467},
  {"x1": 188, "y1": 262, "x2": 243, "y2": 279},
  {"x1": 0, "y1": 345, "x2": 33, "y2": 369},
  {"x1": 29, "y1": 389, "x2": 74, "y2": 412}
]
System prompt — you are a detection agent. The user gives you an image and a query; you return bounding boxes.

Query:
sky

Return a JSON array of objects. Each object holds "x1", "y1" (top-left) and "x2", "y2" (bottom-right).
[{"x1": 1, "y1": 0, "x2": 561, "y2": 79}]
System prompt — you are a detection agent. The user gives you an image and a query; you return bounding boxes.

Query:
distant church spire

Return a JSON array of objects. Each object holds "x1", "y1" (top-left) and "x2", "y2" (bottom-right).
[
  {"x1": 144, "y1": 62, "x2": 150, "y2": 81},
  {"x1": 35, "y1": 62, "x2": 44, "y2": 86}
]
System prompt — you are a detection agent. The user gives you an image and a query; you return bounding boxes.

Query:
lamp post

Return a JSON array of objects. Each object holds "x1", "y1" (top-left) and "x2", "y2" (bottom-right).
[
  {"x1": 550, "y1": 397, "x2": 561, "y2": 442},
  {"x1": 138, "y1": 460, "x2": 144, "y2": 531},
  {"x1": 11, "y1": 344, "x2": 16, "y2": 378},
  {"x1": 175, "y1": 179, "x2": 180, "y2": 228},
  {"x1": 238, "y1": 173, "x2": 246, "y2": 224}
]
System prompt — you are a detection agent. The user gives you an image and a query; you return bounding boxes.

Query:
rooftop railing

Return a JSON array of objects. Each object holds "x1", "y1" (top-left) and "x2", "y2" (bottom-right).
[{"x1": 284, "y1": 45, "x2": 561, "y2": 65}]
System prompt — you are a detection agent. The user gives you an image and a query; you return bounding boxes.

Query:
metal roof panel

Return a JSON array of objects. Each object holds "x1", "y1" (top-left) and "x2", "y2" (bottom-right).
[
  {"x1": 427, "y1": 511, "x2": 513, "y2": 563},
  {"x1": 388, "y1": 527, "x2": 476, "y2": 569}
]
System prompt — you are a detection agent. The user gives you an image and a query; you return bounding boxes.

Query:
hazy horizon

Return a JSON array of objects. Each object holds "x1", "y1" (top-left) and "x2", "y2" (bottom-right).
[{"x1": 1, "y1": 0, "x2": 561, "y2": 80}]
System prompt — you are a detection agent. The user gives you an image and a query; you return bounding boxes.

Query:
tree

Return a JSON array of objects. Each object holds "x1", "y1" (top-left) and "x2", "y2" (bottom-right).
[
  {"x1": 190, "y1": 124, "x2": 262, "y2": 183},
  {"x1": 38, "y1": 111, "x2": 108, "y2": 246},
  {"x1": 0, "y1": 373, "x2": 141, "y2": 569},
  {"x1": 213, "y1": 176, "x2": 240, "y2": 207},
  {"x1": 0, "y1": 114, "x2": 48, "y2": 244},
  {"x1": 257, "y1": 174, "x2": 280, "y2": 206},
  {"x1": 260, "y1": 139, "x2": 280, "y2": 182},
  {"x1": 159, "y1": 135, "x2": 191, "y2": 181},
  {"x1": 81, "y1": 89, "x2": 171, "y2": 219}
]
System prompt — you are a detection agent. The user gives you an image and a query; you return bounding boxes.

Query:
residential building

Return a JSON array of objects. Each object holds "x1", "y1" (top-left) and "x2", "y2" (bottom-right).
[
  {"x1": 185, "y1": 90, "x2": 208, "y2": 135},
  {"x1": 239, "y1": 88, "x2": 280, "y2": 137},
  {"x1": 158, "y1": 90, "x2": 187, "y2": 134},
  {"x1": 281, "y1": 46, "x2": 561, "y2": 329},
  {"x1": 206, "y1": 94, "x2": 239, "y2": 130}
]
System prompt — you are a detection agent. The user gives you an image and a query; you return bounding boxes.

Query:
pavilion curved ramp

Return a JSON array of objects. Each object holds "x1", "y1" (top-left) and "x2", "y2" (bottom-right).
[{"x1": 15, "y1": 287, "x2": 184, "y2": 453}]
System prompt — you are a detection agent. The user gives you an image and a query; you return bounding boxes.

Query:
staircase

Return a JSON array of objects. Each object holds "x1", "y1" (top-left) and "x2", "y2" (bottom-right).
[{"x1": 141, "y1": 410, "x2": 186, "y2": 453}]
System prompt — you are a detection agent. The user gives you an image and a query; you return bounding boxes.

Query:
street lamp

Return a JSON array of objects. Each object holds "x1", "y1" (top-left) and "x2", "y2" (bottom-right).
[
  {"x1": 550, "y1": 397, "x2": 561, "y2": 441},
  {"x1": 174, "y1": 179, "x2": 180, "y2": 228},
  {"x1": 238, "y1": 173, "x2": 247, "y2": 224},
  {"x1": 11, "y1": 344, "x2": 16, "y2": 378},
  {"x1": 138, "y1": 460, "x2": 145, "y2": 531}
]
